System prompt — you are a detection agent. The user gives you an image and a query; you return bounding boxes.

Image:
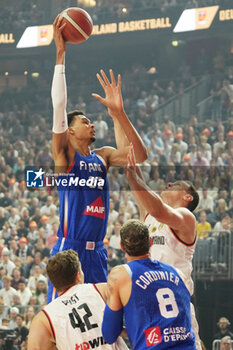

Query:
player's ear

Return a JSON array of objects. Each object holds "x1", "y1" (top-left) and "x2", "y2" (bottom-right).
[
  {"x1": 76, "y1": 271, "x2": 84, "y2": 284},
  {"x1": 120, "y1": 242, "x2": 125, "y2": 252},
  {"x1": 68, "y1": 127, "x2": 75, "y2": 135},
  {"x1": 184, "y1": 193, "x2": 193, "y2": 203},
  {"x1": 149, "y1": 237, "x2": 153, "y2": 247}
]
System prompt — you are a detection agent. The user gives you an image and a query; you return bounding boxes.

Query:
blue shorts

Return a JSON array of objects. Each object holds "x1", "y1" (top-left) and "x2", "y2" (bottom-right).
[{"x1": 47, "y1": 236, "x2": 108, "y2": 303}]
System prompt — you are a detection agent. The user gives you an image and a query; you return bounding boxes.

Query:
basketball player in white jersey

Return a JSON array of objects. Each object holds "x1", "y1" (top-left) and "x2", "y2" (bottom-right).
[
  {"x1": 28, "y1": 250, "x2": 128, "y2": 350},
  {"x1": 125, "y1": 145, "x2": 202, "y2": 350}
]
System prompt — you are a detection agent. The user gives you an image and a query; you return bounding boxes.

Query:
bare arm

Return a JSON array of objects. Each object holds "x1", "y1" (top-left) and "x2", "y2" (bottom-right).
[
  {"x1": 92, "y1": 70, "x2": 147, "y2": 164},
  {"x1": 51, "y1": 15, "x2": 68, "y2": 169},
  {"x1": 125, "y1": 146, "x2": 196, "y2": 244},
  {"x1": 28, "y1": 311, "x2": 57, "y2": 350}
]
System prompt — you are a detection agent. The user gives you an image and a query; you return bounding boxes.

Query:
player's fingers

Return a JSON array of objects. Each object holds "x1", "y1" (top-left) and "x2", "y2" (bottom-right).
[
  {"x1": 117, "y1": 74, "x2": 121, "y2": 89},
  {"x1": 53, "y1": 15, "x2": 60, "y2": 25},
  {"x1": 59, "y1": 22, "x2": 66, "y2": 31},
  {"x1": 130, "y1": 144, "x2": 136, "y2": 166},
  {"x1": 96, "y1": 73, "x2": 106, "y2": 91},
  {"x1": 109, "y1": 69, "x2": 116, "y2": 86},
  {"x1": 100, "y1": 69, "x2": 110, "y2": 86},
  {"x1": 92, "y1": 94, "x2": 106, "y2": 105}
]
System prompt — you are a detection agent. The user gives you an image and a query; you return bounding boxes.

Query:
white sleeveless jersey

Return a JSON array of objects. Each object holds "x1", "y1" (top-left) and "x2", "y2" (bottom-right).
[
  {"x1": 43, "y1": 283, "x2": 128, "y2": 350},
  {"x1": 145, "y1": 214, "x2": 196, "y2": 295}
]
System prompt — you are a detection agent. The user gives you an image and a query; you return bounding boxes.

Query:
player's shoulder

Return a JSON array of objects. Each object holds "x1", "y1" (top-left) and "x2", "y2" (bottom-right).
[
  {"x1": 109, "y1": 264, "x2": 130, "y2": 285},
  {"x1": 176, "y1": 207, "x2": 196, "y2": 221}
]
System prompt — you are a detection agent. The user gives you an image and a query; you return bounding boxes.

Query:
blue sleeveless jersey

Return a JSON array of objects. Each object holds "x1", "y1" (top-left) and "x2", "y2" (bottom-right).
[
  {"x1": 56, "y1": 151, "x2": 109, "y2": 242},
  {"x1": 124, "y1": 259, "x2": 195, "y2": 349}
]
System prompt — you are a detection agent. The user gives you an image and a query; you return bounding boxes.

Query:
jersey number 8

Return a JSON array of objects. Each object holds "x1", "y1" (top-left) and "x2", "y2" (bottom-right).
[{"x1": 156, "y1": 288, "x2": 179, "y2": 318}]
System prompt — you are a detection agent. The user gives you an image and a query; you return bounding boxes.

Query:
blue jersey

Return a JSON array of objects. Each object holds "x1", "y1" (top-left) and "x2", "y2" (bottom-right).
[
  {"x1": 124, "y1": 259, "x2": 195, "y2": 349},
  {"x1": 56, "y1": 151, "x2": 109, "y2": 241}
]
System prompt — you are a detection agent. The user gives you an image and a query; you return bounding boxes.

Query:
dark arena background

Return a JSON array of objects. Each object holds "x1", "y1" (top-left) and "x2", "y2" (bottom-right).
[{"x1": 0, "y1": 0, "x2": 233, "y2": 349}]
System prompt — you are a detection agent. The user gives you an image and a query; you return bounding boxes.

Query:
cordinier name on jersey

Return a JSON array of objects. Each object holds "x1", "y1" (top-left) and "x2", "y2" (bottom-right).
[
  {"x1": 163, "y1": 327, "x2": 193, "y2": 342},
  {"x1": 44, "y1": 176, "x2": 105, "y2": 188},
  {"x1": 136, "y1": 270, "x2": 179, "y2": 290},
  {"x1": 61, "y1": 293, "x2": 80, "y2": 306}
]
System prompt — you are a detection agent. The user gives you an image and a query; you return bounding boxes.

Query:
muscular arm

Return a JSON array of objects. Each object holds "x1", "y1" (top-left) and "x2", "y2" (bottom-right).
[
  {"x1": 102, "y1": 266, "x2": 131, "y2": 344},
  {"x1": 28, "y1": 311, "x2": 57, "y2": 350},
  {"x1": 126, "y1": 147, "x2": 196, "y2": 244},
  {"x1": 92, "y1": 70, "x2": 147, "y2": 165}
]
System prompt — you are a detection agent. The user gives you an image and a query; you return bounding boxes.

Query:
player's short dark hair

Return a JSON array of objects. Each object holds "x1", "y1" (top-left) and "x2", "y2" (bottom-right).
[
  {"x1": 67, "y1": 110, "x2": 85, "y2": 126},
  {"x1": 120, "y1": 219, "x2": 150, "y2": 256},
  {"x1": 185, "y1": 181, "x2": 199, "y2": 212},
  {"x1": 46, "y1": 250, "x2": 82, "y2": 292}
]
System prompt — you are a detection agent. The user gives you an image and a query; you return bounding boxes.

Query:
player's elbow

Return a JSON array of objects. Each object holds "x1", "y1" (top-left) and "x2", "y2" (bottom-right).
[{"x1": 138, "y1": 146, "x2": 148, "y2": 163}]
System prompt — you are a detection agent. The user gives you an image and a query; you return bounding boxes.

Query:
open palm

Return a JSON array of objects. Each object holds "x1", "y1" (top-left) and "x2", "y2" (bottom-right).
[{"x1": 92, "y1": 69, "x2": 124, "y2": 118}]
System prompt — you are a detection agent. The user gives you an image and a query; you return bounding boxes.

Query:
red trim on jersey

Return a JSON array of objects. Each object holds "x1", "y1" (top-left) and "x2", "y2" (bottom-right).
[
  {"x1": 169, "y1": 227, "x2": 196, "y2": 247},
  {"x1": 67, "y1": 161, "x2": 75, "y2": 173},
  {"x1": 144, "y1": 213, "x2": 149, "y2": 222},
  {"x1": 93, "y1": 284, "x2": 105, "y2": 302},
  {"x1": 59, "y1": 285, "x2": 73, "y2": 296},
  {"x1": 43, "y1": 309, "x2": 56, "y2": 341}
]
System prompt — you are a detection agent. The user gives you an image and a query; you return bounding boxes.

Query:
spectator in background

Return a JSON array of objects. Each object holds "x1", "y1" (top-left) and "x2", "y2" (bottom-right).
[
  {"x1": 11, "y1": 267, "x2": 25, "y2": 291},
  {"x1": 93, "y1": 113, "x2": 108, "y2": 147},
  {"x1": 0, "y1": 276, "x2": 18, "y2": 306},
  {"x1": 109, "y1": 222, "x2": 121, "y2": 251},
  {"x1": 35, "y1": 279, "x2": 47, "y2": 306},
  {"x1": 16, "y1": 220, "x2": 28, "y2": 239},
  {"x1": 198, "y1": 188, "x2": 214, "y2": 213},
  {"x1": 214, "y1": 199, "x2": 228, "y2": 222},
  {"x1": 45, "y1": 223, "x2": 58, "y2": 249},
  {"x1": 27, "y1": 221, "x2": 39, "y2": 247},
  {"x1": 39, "y1": 215, "x2": 52, "y2": 237},
  {"x1": 9, "y1": 306, "x2": 19, "y2": 329},
  {"x1": 196, "y1": 211, "x2": 211, "y2": 239},
  {"x1": 48, "y1": 207, "x2": 59, "y2": 226},
  {"x1": 14, "y1": 314, "x2": 29, "y2": 348},
  {"x1": 40, "y1": 196, "x2": 56, "y2": 217},
  {"x1": 24, "y1": 306, "x2": 35, "y2": 329},
  {"x1": 175, "y1": 132, "x2": 188, "y2": 158},
  {"x1": 0, "y1": 247, "x2": 15, "y2": 276},
  {"x1": 27, "y1": 265, "x2": 47, "y2": 293},
  {"x1": 213, "y1": 317, "x2": 233, "y2": 341},
  {"x1": 220, "y1": 336, "x2": 233, "y2": 350},
  {"x1": 18, "y1": 279, "x2": 32, "y2": 307}
]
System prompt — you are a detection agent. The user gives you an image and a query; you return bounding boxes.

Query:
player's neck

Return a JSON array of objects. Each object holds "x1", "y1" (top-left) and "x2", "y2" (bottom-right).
[
  {"x1": 69, "y1": 139, "x2": 91, "y2": 157},
  {"x1": 127, "y1": 253, "x2": 150, "y2": 262}
]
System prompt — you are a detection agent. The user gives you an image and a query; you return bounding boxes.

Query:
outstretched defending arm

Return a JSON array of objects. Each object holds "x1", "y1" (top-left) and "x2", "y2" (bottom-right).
[
  {"x1": 51, "y1": 15, "x2": 68, "y2": 166},
  {"x1": 92, "y1": 70, "x2": 147, "y2": 165},
  {"x1": 125, "y1": 146, "x2": 196, "y2": 244}
]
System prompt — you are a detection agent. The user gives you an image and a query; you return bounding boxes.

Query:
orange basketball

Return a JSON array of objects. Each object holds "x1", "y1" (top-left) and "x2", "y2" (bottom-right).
[{"x1": 60, "y1": 7, "x2": 93, "y2": 44}]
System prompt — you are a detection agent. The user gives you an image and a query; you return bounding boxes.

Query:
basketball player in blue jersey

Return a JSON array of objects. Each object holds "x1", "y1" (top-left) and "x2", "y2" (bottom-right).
[
  {"x1": 125, "y1": 145, "x2": 202, "y2": 349},
  {"x1": 47, "y1": 16, "x2": 147, "y2": 302},
  {"x1": 102, "y1": 219, "x2": 195, "y2": 349}
]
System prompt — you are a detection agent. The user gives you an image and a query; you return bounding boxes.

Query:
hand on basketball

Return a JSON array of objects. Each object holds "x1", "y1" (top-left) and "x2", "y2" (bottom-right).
[
  {"x1": 53, "y1": 15, "x2": 66, "y2": 53},
  {"x1": 92, "y1": 69, "x2": 125, "y2": 118}
]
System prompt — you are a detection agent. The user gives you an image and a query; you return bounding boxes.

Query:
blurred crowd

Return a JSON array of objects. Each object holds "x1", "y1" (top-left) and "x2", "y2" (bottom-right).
[
  {"x1": 0, "y1": 4, "x2": 232, "y2": 348},
  {"x1": 1, "y1": 0, "x2": 233, "y2": 31}
]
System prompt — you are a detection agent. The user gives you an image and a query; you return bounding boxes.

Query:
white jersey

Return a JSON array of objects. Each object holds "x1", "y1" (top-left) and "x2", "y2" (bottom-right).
[
  {"x1": 145, "y1": 213, "x2": 196, "y2": 295},
  {"x1": 43, "y1": 283, "x2": 128, "y2": 350}
]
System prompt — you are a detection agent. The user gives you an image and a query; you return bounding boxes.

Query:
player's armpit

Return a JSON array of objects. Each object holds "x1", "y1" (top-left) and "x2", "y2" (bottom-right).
[{"x1": 28, "y1": 311, "x2": 57, "y2": 350}]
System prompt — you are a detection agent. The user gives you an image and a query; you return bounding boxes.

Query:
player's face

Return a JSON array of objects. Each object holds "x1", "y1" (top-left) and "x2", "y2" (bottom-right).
[
  {"x1": 71, "y1": 115, "x2": 96, "y2": 143},
  {"x1": 160, "y1": 181, "x2": 190, "y2": 204}
]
